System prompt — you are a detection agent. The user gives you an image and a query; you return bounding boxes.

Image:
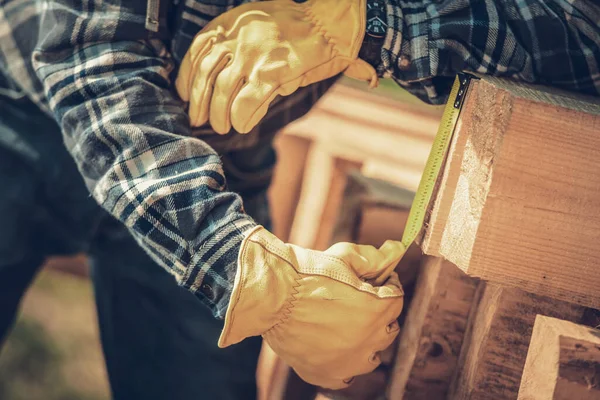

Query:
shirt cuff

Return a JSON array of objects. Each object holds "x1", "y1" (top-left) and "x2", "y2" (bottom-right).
[
  {"x1": 378, "y1": 0, "x2": 405, "y2": 79},
  {"x1": 379, "y1": 0, "x2": 450, "y2": 105},
  {"x1": 182, "y1": 217, "x2": 258, "y2": 319}
]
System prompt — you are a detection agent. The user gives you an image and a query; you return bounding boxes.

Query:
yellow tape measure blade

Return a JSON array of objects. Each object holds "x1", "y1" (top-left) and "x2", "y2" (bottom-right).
[{"x1": 400, "y1": 74, "x2": 472, "y2": 250}]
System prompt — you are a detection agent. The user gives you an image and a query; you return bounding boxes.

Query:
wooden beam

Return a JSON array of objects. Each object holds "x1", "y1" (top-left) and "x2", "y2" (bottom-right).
[
  {"x1": 518, "y1": 316, "x2": 600, "y2": 400},
  {"x1": 287, "y1": 143, "x2": 337, "y2": 248},
  {"x1": 312, "y1": 158, "x2": 363, "y2": 250},
  {"x1": 269, "y1": 135, "x2": 312, "y2": 242},
  {"x1": 387, "y1": 256, "x2": 479, "y2": 400},
  {"x1": 448, "y1": 283, "x2": 588, "y2": 399},
  {"x1": 287, "y1": 143, "x2": 363, "y2": 249},
  {"x1": 420, "y1": 76, "x2": 600, "y2": 308}
]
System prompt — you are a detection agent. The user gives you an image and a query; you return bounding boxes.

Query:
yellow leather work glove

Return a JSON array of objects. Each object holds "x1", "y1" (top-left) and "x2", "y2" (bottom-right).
[
  {"x1": 176, "y1": 0, "x2": 378, "y2": 134},
  {"x1": 219, "y1": 226, "x2": 405, "y2": 390}
]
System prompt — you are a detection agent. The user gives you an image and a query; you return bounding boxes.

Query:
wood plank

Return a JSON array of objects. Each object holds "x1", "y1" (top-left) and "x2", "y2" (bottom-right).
[
  {"x1": 312, "y1": 158, "x2": 363, "y2": 250},
  {"x1": 269, "y1": 135, "x2": 312, "y2": 242},
  {"x1": 285, "y1": 113, "x2": 433, "y2": 193},
  {"x1": 330, "y1": 171, "x2": 414, "y2": 240},
  {"x1": 420, "y1": 76, "x2": 600, "y2": 308},
  {"x1": 287, "y1": 144, "x2": 364, "y2": 249},
  {"x1": 518, "y1": 316, "x2": 600, "y2": 400},
  {"x1": 287, "y1": 143, "x2": 337, "y2": 248},
  {"x1": 361, "y1": 159, "x2": 425, "y2": 193},
  {"x1": 387, "y1": 256, "x2": 479, "y2": 400},
  {"x1": 448, "y1": 283, "x2": 588, "y2": 400}
]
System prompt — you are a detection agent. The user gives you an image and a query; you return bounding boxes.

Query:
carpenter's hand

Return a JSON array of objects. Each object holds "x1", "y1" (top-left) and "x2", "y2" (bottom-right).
[
  {"x1": 219, "y1": 226, "x2": 404, "y2": 389},
  {"x1": 176, "y1": 0, "x2": 377, "y2": 134}
]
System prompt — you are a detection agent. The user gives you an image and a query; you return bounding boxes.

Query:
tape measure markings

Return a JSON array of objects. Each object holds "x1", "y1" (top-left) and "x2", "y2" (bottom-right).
[{"x1": 400, "y1": 73, "x2": 473, "y2": 252}]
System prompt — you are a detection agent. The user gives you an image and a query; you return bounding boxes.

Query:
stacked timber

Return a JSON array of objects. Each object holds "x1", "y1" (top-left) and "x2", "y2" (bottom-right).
[{"x1": 409, "y1": 76, "x2": 600, "y2": 400}]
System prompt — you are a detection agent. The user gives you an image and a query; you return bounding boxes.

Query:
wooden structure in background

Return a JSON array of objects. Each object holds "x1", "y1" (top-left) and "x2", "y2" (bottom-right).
[
  {"x1": 282, "y1": 83, "x2": 442, "y2": 250},
  {"x1": 330, "y1": 171, "x2": 416, "y2": 268},
  {"x1": 262, "y1": 82, "x2": 442, "y2": 400},
  {"x1": 388, "y1": 257, "x2": 479, "y2": 400},
  {"x1": 263, "y1": 78, "x2": 600, "y2": 400},
  {"x1": 518, "y1": 316, "x2": 600, "y2": 400},
  {"x1": 420, "y1": 76, "x2": 600, "y2": 309},
  {"x1": 447, "y1": 284, "x2": 587, "y2": 400},
  {"x1": 268, "y1": 135, "x2": 312, "y2": 242}
]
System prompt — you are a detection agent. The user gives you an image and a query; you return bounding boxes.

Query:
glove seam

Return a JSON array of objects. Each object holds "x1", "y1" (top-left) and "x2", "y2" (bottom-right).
[
  {"x1": 238, "y1": 1, "x2": 365, "y2": 132},
  {"x1": 263, "y1": 272, "x2": 302, "y2": 336},
  {"x1": 239, "y1": 55, "x2": 354, "y2": 132},
  {"x1": 298, "y1": 3, "x2": 340, "y2": 57},
  {"x1": 251, "y1": 235, "x2": 404, "y2": 298},
  {"x1": 191, "y1": 51, "x2": 232, "y2": 126}
]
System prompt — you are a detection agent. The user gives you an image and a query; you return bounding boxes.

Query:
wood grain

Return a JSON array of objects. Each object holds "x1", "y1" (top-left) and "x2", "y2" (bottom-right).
[
  {"x1": 448, "y1": 284, "x2": 588, "y2": 400},
  {"x1": 420, "y1": 76, "x2": 600, "y2": 308},
  {"x1": 518, "y1": 316, "x2": 600, "y2": 400},
  {"x1": 387, "y1": 257, "x2": 479, "y2": 400}
]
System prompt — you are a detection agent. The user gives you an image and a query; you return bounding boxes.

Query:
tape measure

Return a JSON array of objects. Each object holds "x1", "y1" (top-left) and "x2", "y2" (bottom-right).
[{"x1": 399, "y1": 73, "x2": 473, "y2": 256}]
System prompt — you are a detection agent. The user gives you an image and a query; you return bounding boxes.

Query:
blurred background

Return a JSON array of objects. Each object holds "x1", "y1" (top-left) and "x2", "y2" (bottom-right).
[
  {"x1": 0, "y1": 257, "x2": 108, "y2": 400},
  {"x1": 0, "y1": 77, "x2": 443, "y2": 400}
]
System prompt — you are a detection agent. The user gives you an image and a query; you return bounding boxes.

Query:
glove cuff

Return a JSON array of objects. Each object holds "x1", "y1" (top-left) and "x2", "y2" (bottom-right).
[{"x1": 218, "y1": 226, "x2": 299, "y2": 347}]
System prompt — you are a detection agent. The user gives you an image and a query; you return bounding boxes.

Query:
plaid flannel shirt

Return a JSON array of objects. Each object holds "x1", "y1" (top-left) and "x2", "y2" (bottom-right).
[{"x1": 0, "y1": 0, "x2": 598, "y2": 318}]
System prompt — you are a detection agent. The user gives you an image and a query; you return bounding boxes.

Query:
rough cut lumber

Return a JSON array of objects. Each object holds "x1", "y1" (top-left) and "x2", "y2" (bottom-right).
[
  {"x1": 518, "y1": 316, "x2": 600, "y2": 400},
  {"x1": 448, "y1": 283, "x2": 588, "y2": 400},
  {"x1": 420, "y1": 76, "x2": 600, "y2": 308},
  {"x1": 387, "y1": 256, "x2": 479, "y2": 400}
]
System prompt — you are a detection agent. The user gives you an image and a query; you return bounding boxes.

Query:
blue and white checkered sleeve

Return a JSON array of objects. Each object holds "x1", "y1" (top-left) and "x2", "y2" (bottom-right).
[
  {"x1": 380, "y1": 0, "x2": 600, "y2": 103},
  {"x1": 32, "y1": 1, "x2": 256, "y2": 319}
]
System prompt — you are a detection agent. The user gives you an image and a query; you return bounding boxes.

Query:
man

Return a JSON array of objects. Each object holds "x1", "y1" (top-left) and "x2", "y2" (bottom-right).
[{"x1": 0, "y1": 0, "x2": 598, "y2": 398}]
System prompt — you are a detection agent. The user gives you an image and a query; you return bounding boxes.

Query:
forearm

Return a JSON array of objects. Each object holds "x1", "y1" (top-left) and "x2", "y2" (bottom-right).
[
  {"x1": 33, "y1": 6, "x2": 253, "y2": 317},
  {"x1": 380, "y1": 0, "x2": 600, "y2": 103}
]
